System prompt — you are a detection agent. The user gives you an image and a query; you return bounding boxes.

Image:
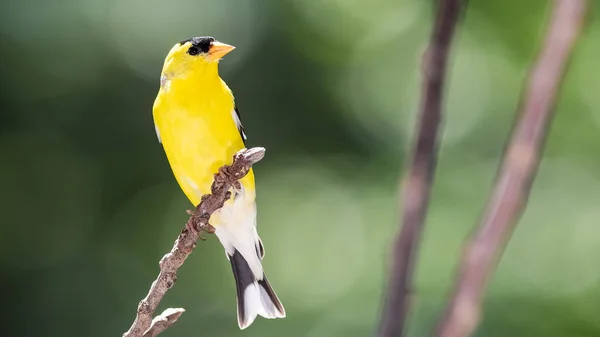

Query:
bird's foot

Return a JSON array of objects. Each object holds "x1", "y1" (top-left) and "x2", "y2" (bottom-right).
[
  {"x1": 184, "y1": 211, "x2": 199, "y2": 234},
  {"x1": 197, "y1": 223, "x2": 216, "y2": 240},
  {"x1": 216, "y1": 165, "x2": 242, "y2": 190},
  {"x1": 203, "y1": 223, "x2": 216, "y2": 234},
  {"x1": 185, "y1": 210, "x2": 215, "y2": 240}
]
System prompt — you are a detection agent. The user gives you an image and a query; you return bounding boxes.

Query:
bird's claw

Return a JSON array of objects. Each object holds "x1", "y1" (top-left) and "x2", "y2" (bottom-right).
[
  {"x1": 185, "y1": 218, "x2": 198, "y2": 234},
  {"x1": 204, "y1": 224, "x2": 216, "y2": 234},
  {"x1": 185, "y1": 216, "x2": 215, "y2": 239},
  {"x1": 198, "y1": 223, "x2": 216, "y2": 240},
  {"x1": 216, "y1": 166, "x2": 243, "y2": 190}
]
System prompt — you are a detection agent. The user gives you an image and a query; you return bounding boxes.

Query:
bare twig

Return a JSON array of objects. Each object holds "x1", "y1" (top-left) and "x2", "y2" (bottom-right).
[
  {"x1": 122, "y1": 147, "x2": 266, "y2": 337},
  {"x1": 434, "y1": 1, "x2": 588, "y2": 337},
  {"x1": 378, "y1": 1, "x2": 462, "y2": 337}
]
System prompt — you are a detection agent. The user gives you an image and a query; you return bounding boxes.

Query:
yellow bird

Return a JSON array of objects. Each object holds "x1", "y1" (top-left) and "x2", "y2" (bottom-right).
[{"x1": 152, "y1": 36, "x2": 285, "y2": 329}]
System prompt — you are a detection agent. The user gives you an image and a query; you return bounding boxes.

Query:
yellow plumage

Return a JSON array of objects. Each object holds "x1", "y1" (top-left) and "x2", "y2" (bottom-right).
[
  {"x1": 153, "y1": 44, "x2": 254, "y2": 207},
  {"x1": 152, "y1": 36, "x2": 284, "y2": 330}
]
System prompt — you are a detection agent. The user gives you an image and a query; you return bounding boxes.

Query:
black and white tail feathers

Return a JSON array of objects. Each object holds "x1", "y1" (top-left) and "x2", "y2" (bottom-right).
[
  {"x1": 212, "y1": 187, "x2": 285, "y2": 329},
  {"x1": 229, "y1": 248, "x2": 286, "y2": 329}
]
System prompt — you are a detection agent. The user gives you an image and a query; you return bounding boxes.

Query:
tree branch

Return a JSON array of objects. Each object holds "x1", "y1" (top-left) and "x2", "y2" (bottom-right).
[
  {"x1": 122, "y1": 147, "x2": 266, "y2": 337},
  {"x1": 377, "y1": 1, "x2": 462, "y2": 337},
  {"x1": 433, "y1": 1, "x2": 588, "y2": 337}
]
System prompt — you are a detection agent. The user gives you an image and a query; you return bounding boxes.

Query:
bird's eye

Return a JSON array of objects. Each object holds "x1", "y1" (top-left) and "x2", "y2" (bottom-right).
[{"x1": 187, "y1": 46, "x2": 200, "y2": 56}]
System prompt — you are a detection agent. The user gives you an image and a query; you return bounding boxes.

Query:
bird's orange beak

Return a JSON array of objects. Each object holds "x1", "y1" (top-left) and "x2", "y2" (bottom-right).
[{"x1": 209, "y1": 41, "x2": 236, "y2": 61}]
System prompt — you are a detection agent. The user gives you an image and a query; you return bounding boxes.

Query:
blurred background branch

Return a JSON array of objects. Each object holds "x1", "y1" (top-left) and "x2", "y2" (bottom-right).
[
  {"x1": 123, "y1": 148, "x2": 265, "y2": 337},
  {"x1": 434, "y1": 1, "x2": 589, "y2": 337},
  {"x1": 378, "y1": 1, "x2": 462, "y2": 337}
]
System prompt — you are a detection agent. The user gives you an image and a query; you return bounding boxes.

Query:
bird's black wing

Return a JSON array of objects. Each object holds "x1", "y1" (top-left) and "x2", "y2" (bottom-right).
[{"x1": 233, "y1": 105, "x2": 248, "y2": 146}]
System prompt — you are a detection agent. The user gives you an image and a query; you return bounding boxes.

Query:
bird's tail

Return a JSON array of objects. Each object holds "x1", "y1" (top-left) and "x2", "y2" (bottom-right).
[
  {"x1": 212, "y1": 189, "x2": 285, "y2": 329},
  {"x1": 228, "y1": 248, "x2": 286, "y2": 329}
]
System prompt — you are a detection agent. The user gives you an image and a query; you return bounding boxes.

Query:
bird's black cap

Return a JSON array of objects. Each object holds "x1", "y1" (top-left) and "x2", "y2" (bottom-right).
[{"x1": 179, "y1": 36, "x2": 215, "y2": 54}]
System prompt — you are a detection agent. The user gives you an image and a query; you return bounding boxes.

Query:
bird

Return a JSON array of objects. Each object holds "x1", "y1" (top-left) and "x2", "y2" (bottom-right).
[{"x1": 152, "y1": 36, "x2": 286, "y2": 329}]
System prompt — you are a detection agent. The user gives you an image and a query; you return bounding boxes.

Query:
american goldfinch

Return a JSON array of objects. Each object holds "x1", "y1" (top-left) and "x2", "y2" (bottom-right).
[{"x1": 152, "y1": 36, "x2": 285, "y2": 329}]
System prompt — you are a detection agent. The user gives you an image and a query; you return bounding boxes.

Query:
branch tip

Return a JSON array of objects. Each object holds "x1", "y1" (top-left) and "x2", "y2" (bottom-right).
[
  {"x1": 142, "y1": 308, "x2": 186, "y2": 337},
  {"x1": 236, "y1": 147, "x2": 266, "y2": 164}
]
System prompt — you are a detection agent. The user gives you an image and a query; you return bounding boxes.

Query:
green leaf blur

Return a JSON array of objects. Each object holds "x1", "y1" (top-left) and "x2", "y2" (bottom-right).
[{"x1": 1, "y1": 0, "x2": 599, "y2": 336}]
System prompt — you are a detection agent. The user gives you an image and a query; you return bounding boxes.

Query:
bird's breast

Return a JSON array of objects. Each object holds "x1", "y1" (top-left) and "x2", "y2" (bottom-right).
[{"x1": 153, "y1": 78, "x2": 254, "y2": 206}]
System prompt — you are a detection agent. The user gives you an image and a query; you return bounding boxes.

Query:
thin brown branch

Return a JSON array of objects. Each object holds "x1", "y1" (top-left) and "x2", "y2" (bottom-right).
[
  {"x1": 434, "y1": 1, "x2": 588, "y2": 337},
  {"x1": 378, "y1": 1, "x2": 462, "y2": 337},
  {"x1": 122, "y1": 147, "x2": 266, "y2": 337}
]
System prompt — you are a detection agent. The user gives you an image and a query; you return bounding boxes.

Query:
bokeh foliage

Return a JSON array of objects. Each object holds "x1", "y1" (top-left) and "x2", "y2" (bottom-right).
[{"x1": 1, "y1": 0, "x2": 599, "y2": 336}]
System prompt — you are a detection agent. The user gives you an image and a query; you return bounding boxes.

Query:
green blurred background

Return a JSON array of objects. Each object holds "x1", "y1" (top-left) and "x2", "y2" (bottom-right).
[{"x1": 1, "y1": 0, "x2": 599, "y2": 336}]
